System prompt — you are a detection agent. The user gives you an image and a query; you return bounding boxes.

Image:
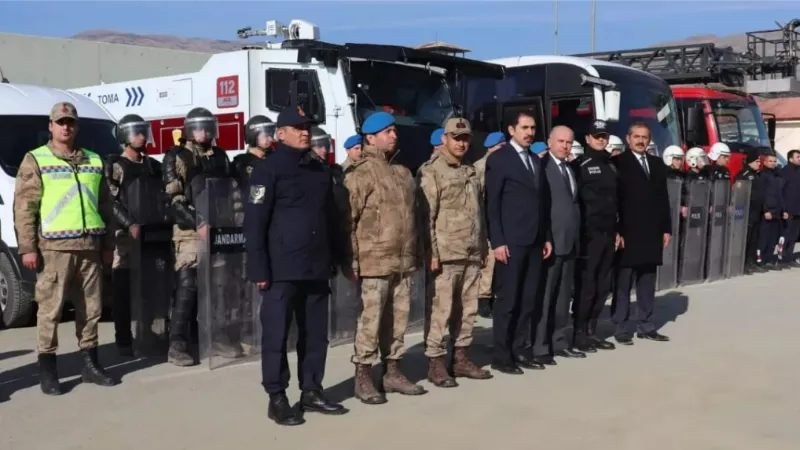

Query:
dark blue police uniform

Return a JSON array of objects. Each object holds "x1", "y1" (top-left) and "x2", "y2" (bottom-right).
[{"x1": 244, "y1": 107, "x2": 346, "y2": 426}]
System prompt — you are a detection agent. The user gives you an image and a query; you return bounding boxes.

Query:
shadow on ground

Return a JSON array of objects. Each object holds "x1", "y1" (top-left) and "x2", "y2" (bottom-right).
[
  {"x1": 322, "y1": 291, "x2": 690, "y2": 405},
  {"x1": 0, "y1": 343, "x2": 166, "y2": 403}
]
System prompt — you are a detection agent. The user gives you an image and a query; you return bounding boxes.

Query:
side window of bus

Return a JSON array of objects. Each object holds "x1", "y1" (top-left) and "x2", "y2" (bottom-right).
[
  {"x1": 550, "y1": 97, "x2": 593, "y2": 146},
  {"x1": 463, "y1": 75, "x2": 500, "y2": 132},
  {"x1": 265, "y1": 69, "x2": 326, "y2": 123}
]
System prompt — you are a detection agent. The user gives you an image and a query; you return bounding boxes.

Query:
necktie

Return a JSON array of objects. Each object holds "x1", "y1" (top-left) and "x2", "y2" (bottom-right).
[
  {"x1": 640, "y1": 154, "x2": 650, "y2": 178},
  {"x1": 522, "y1": 152, "x2": 534, "y2": 177},
  {"x1": 559, "y1": 162, "x2": 574, "y2": 197}
]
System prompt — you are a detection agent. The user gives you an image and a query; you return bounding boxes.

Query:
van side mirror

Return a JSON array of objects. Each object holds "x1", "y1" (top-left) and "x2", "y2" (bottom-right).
[
  {"x1": 767, "y1": 117, "x2": 777, "y2": 149},
  {"x1": 686, "y1": 105, "x2": 703, "y2": 145},
  {"x1": 602, "y1": 89, "x2": 620, "y2": 122}
]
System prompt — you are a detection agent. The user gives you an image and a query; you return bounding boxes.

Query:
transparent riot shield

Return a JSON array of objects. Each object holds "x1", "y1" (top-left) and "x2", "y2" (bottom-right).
[
  {"x1": 724, "y1": 180, "x2": 752, "y2": 278},
  {"x1": 657, "y1": 178, "x2": 683, "y2": 291},
  {"x1": 196, "y1": 177, "x2": 259, "y2": 370},
  {"x1": 678, "y1": 180, "x2": 711, "y2": 286},
  {"x1": 406, "y1": 268, "x2": 427, "y2": 335},
  {"x1": 128, "y1": 177, "x2": 173, "y2": 357},
  {"x1": 705, "y1": 180, "x2": 731, "y2": 282},
  {"x1": 329, "y1": 272, "x2": 361, "y2": 347}
]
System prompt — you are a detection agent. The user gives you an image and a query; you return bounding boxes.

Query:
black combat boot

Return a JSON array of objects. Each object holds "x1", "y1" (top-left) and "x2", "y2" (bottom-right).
[
  {"x1": 168, "y1": 268, "x2": 197, "y2": 367},
  {"x1": 38, "y1": 353, "x2": 63, "y2": 396},
  {"x1": 268, "y1": 391, "x2": 305, "y2": 426},
  {"x1": 112, "y1": 269, "x2": 134, "y2": 357},
  {"x1": 80, "y1": 347, "x2": 118, "y2": 386}
]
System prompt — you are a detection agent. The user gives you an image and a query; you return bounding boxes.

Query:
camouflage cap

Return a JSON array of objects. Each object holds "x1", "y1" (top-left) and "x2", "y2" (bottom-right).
[
  {"x1": 444, "y1": 117, "x2": 472, "y2": 137},
  {"x1": 50, "y1": 102, "x2": 78, "y2": 121}
]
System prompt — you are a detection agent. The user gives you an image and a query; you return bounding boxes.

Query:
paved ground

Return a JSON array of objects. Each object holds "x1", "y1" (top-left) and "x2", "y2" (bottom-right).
[{"x1": 1, "y1": 269, "x2": 799, "y2": 450}]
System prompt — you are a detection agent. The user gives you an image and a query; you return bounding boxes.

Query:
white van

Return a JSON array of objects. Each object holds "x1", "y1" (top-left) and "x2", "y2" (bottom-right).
[{"x1": 0, "y1": 82, "x2": 118, "y2": 328}]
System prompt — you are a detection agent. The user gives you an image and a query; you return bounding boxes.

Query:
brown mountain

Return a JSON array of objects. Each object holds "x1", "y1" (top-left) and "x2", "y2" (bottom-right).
[{"x1": 70, "y1": 29, "x2": 244, "y2": 53}]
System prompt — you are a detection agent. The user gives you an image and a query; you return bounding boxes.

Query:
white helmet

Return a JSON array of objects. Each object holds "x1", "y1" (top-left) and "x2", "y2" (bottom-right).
[
  {"x1": 686, "y1": 147, "x2": 709, "y2": 168},
  {"x1": 647, "y1": 140, "x2": 658, "y2": 156},
  {"x1": 662, "y1": 145, "x2": 685, "y2": 166},
  {"x1": 606, "y1": 135, "x2": 624, "y2": 153},
  {"x1": 571, "y1": 141, "x2": 584, "y2": 157},
  {"x1": 708, "y1": 142, "x2": 731, "y2": 161}
]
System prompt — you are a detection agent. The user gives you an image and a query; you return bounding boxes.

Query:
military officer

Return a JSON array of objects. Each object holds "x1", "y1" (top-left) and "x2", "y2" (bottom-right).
[
  {"x1": 233, "y1": 115, "x2": 275, "y2": 187},
  {"x1": 162, "y1": 107, "x2": 235, "y2": 366},
  {"x1": 345, "y1": 111, "x2": 427, "y2": 404},
  {"x1": 245, "y1": 107, "x2": 346, "y2": 426},
  {"x1": 341, "y1": 134, "x2": 363, "y2": 172},
  {"x1": 105, "y1": 114, "x2": 161, "y2": 357},
  {"x1": 418, "y1": 118, "x2": 492, "y2": 387},
  {"x1": 14, "y1": 102, "x2": 117, "y2": 395},
  {"x1": 474, "y1": 131, "x2": 505, "y2": 318}
]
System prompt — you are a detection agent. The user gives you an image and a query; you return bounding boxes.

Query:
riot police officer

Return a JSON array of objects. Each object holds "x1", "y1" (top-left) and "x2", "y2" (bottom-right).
[
  {"x1": 606, "y1": 135, "x2": 624, "y2": 157},
  {"x1": 685, "y1": 148, "x2": 710, "y2": 180},
  {"x1": 105, "y1": 114, "x2": 161, "y2": 357},
  {"x1": 571, "y1": 120, "x2": 618, "y2": 354},
  {"x1": 233, "y1": 115, "x2": 275, "y2": 187},
  {"x1": 663, "y1": 145, "x2": 685, "y2": 180},
  {"x1": 708, "y1": 143, "x2": 732, "y2": 180},
  {"x1": 162, "y1": 107, "x2": 234, "y2": 366},
  {"x1": 736, "y1": 152, "x2": 766, "y2": 273}
]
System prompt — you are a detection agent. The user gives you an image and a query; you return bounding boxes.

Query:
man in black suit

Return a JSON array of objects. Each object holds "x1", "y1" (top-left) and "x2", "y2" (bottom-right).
[
  {"x1": 531, "y1": 126, "x2": 585, "y2": 364},
  {"x1": 611, "y1": 122, "x2": 672, "y2": 344},
  {"x1": 485, "y1": 109, "x2": 553, "y2": 374}
]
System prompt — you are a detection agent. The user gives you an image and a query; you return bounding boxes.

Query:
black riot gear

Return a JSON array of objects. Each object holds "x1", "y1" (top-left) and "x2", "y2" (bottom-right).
[
  {"x1": 116, "y1": 114, "x2": 153, "y2": 151},
  {"x1": 104, "y1": 155, "x2": 162, "y2": 229},
  {"x1": 310, "y1": 126, "x2": 332, "y2": 158},
  {"x1": 245, "y1": 115, "x2": 276, "y2": 148},
  {"x1": 184, "y1": 107, "x2": 218, "y2": 146}
]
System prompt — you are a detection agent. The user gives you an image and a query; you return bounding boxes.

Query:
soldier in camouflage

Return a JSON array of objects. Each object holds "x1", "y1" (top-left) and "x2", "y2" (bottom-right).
[
  {"x1": 418, "y1": 118, "x2": 492, "y2": 387},
  {"x1": 473, "y1": 131, "x2": 506, "y2": 318},
  {"x1": 341, "y1": 134, "x2": 363, "y2": 173},
  {"x1": 427, "y1": 128, "x2": 444, "y2": 163},
  {"x1": 232, "y1": 115, "x2": 275, "y2": 188},
  {"x1": 105, "y1": 114, "x2": 162, "y2": 357},
  {"x1": 162, "y1": 107, "x2": 235, "y2": 366},
  {"x1": 345, "y1": 111, "x2": 427, "y2": 404}
]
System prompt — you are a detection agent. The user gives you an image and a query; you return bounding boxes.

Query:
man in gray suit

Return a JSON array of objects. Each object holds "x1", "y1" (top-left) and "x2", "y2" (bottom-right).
[{"x1": 531, "y1": 126, "x2": 586, "y2": 364}]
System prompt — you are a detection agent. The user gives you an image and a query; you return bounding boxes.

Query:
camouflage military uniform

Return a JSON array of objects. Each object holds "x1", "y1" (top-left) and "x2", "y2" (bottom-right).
[
  {"x1": 344, "y1": 144, "x2": 425, "y2": 398},
  {"x1": 14, "y1": 144, "x2": 114, "y2": 355},
  {"x1": 472, "y1": 154, "x2": 495, "y2": 299},
  {"x1": 417, "y1": 149, "x2": 490, "y2": 382}
]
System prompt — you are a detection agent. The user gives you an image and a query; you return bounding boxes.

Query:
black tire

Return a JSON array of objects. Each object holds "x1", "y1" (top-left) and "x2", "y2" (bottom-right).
[{"x1": 0, "y1": 253, "x2": 35, "y2": 328}]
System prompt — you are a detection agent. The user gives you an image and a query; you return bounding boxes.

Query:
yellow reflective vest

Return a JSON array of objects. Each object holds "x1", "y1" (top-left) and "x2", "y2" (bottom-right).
[{"x1": 30, "y1": 146, "x2": 106, "y2": 239}]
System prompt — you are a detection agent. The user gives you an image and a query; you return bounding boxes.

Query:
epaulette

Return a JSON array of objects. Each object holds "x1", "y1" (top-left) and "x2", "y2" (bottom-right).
[{"x1": 348, "y1": 158, "x2": 368, "y2": 173}]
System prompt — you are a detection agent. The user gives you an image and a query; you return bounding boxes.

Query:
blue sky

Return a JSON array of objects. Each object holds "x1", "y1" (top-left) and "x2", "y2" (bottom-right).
[{"x1": 1, "y1": 1, "x2": 798, "y2": 59}]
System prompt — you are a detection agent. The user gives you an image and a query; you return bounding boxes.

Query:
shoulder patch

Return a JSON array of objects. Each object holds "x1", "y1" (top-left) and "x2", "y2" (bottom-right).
[{"x1": 249, "y1": 184, "x2": 266, "y2": 204}]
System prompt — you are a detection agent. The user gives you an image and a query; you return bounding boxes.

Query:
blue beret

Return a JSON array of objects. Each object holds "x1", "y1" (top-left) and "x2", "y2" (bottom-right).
[
  {"x1": 483, "y1": 131, "x2": 505, "y2": 148},
  {"x1": 531, "y1": 141, "x2": 548, "y2": 154},
  {"x1": 361, "y1": 111, "x2": 395, "y2": 135},
  {"x1": 430, "y1": 128, "x2": 444, "y2": 146},
  {"x1": 343, "y1": 134, "x2": 362, "y2": 149}
]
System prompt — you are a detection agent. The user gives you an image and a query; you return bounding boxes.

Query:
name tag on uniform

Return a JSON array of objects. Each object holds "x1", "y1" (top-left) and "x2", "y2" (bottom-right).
[
  {"x1": 588, "y1": 166, "x2": 601, "y2": 175},
  {"x1": 249, "y1": 185, "x2": 266, "y2": 204}
]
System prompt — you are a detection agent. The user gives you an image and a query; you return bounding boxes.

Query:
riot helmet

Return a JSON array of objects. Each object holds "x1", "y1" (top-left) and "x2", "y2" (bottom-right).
[
  {"x1": 646, "y1": 140, "x2": 659, "y2": 156},
  {"x1": 310, "y1": 126, "x2": 332, "y2": 161},
  {"x1": 709, "y1": 142, "x2": 731, "y2": 161},
  {"x1": 184, "y1": 107, "x2": 218, "y2": 146},
  {"x1": 570, "y1": 140, "x2": 584, "y2": 160},
  {"x1": 662, "y1": 145, "x2": 685, "y2": 167},
  {"x1": 686, "y1": 147, "x2": 708, "y2": 169},
  {"x1": 116, "y1": 114, "x2": 153, "y2": 151},
  {"x1": 606, "y1": 135, "x2": 624, "y2": 154},
  {"x1": 245, "y1": 115, "x2": 276, "y2": 149}
]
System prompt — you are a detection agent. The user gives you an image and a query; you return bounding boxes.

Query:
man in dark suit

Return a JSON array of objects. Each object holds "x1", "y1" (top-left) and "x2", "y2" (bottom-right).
[
  {"x1": 610, "y1": 122, "x2": 672, "y2": 344},
  {"x1": 531, "y1": 126, "x2": 585, "y2": 364},
  {"x1": 485, "y1": 109, "x2": 553, "y2": 374}
]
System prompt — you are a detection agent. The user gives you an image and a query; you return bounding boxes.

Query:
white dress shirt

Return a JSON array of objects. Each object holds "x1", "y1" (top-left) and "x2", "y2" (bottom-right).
[{"x1": 510, "y1": 140, "x2": 535, "y2": 175}]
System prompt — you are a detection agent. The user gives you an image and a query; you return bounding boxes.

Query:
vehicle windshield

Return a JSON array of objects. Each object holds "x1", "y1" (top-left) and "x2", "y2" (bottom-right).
[
  {"x1": 595, "y1": 66, "x2": 681, "y2": 156},
  {"x1": 348, "y1": 60, "x2": 454, "y2": 128},
  {"x1": 0, "y1": 116, "x2": 118, "y2": 177},
  {"x1": 711, "y1": 100, "x2": 771, "y2": 149}
]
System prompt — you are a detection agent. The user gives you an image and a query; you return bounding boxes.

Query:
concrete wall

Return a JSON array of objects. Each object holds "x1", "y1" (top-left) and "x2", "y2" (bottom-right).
[
  {"x1": 775, "y1": 120, "x2": 800, "y2": 156},
  {"x1": 0, "y1": 32, "x2": 212, "y2": 90}
]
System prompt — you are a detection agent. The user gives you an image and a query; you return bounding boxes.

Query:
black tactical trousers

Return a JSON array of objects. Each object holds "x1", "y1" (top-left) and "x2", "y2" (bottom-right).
[
  {"x1": 112, "y1": 269, "x2": 133, "y2": 346},
  {"x1": 171, "y1": 268, "x2": 197, "y2": 343},
  {"x1": 573, "y1": 229, "x2": 615, "y2": 335}
]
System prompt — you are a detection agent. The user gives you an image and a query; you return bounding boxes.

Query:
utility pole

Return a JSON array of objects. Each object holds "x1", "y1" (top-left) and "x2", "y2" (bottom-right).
[
  {"x1": 590, "y1": 0, "x2": 596, "y2": 52},
  {"x1": 554, "y1": 0, "x2": 559, "y2": 55}
]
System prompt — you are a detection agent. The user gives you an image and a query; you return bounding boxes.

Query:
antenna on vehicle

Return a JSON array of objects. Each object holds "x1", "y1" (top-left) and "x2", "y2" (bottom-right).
[
  {"x1": 0, "y1": 64, "x2": 9, "y2": 83},
  {"x1": 237, "y1": 19, "x2": 320, "y2": 41}
]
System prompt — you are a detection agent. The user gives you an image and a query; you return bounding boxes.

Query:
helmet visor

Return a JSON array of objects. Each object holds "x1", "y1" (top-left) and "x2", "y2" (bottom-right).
[
  {"x1": 119, "y1": 121, "x2": 154, "y2": 148},
  {"x1": 311, "y1": 135, "x2": 332, "y2": 153},
  {"x1": 185, "y1": 116, "x2": 218, "y2": 143}
]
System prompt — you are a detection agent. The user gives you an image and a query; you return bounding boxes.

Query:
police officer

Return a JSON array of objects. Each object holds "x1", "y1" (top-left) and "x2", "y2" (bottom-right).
[
  {"x1": 736, "y1": 153, "x2": 767, "y2": 273},
  {"x1": 345, "y1": 111, "x2": 427, "y2": 404},
  {"x1": 245, "y1": 107, "x2": 346, "y2": 426},
  {"x1": 569, "y1": 140, "x2": 584, "y2": 162},
  {"x1": 663, "y1": 145, "x2": 685, "y2": 180},
  {"x1": 428, "y1": 127, "x2": 444, "y2": 162},
  {"x1": 571, "y1": 120, "x2": 618, "y2": 354},
  {"x1": 606, "y1": 135, "x2": 624, "y2": 157},
  {"x1": 474, "y1": 132, "x2": 505, "y2": 318},
  {"x1": 14, "y1": 102, "x2": 117, "y2": 395},
  {"x1": 310, "y1": 126, "x2": 349, "y2": 219},
  {"x1": 708, "y1": 143, "x2": 732, "y2": 180},
  {"x1": 758, "y1": 154, "x2": 786, "y2": 268},
  {"x1": 105, "y1": 114, "x2": 161, "y2": 357},
  {"x1": 341, "y1": 134, "x2": 363, "y2": 172},
  {"x1": 162, "y1": 107, "x2": 234, "y2": 366},
  {"x1": 685, "y1": 148, "x2": 710, "y2": 180},
  {"x1": 779, "y1": 150, "x2": 800, "y2": 267},
  {"x1": 233, "y1": 115, "x2": 275, "y2": 187},
  {"x1": 418, "y1": 118, "x2": 492, "y2": 387}
]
